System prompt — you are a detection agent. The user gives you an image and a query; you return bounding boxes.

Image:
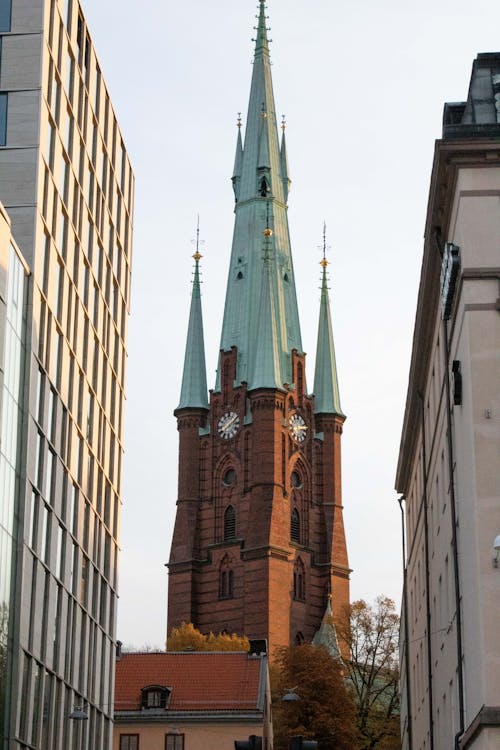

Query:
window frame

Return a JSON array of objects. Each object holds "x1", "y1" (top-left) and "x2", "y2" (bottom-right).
[
  {"x1": 119, "y1": 735, "x2": 139, "y2": 750},
  {"x1": 140, "y1": 685, "x2": 170, "y2": 710},
  {"x1": 165, "y1": 733, "x2": 184, "y2": 750}
]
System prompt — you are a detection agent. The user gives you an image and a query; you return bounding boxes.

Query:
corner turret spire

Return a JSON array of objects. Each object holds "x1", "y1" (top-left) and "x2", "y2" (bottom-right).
[
  {"x1": 312, "y1": 595, "x2": 342, "y2": 660},
  {"x1": 313, "y1": 225, "x2": 344, "y2": 416},
  {"x1": 280, "y1": 116, "x2": 291, "y2": 202},
  {"x1": 177, "y1": 219, "x2": 209, "y2": 411},
  {"x1": 216, "y1": 2, "x2": 302, "y2": 391},
  {"x1": 232, "y1": 114, "x2": 244, "y2": 202}
]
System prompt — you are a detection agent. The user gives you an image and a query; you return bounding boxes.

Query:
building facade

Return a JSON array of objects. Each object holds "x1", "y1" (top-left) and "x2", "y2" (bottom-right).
[
  {"x1": 113, "y1": 650, "x2": 273, "y2": 750},
  {"x1": 0, "y1": 0, "x2": 134, "y2": 747},
  {"x1": 168, "y1": 0, "x2": 349, "y2": 656},
  {"x1": 396, "y1": 54, "x2": 500, "y2": 750},
  {"x1": 0, "y1": 202, "x2": 31, "y2": 748}
]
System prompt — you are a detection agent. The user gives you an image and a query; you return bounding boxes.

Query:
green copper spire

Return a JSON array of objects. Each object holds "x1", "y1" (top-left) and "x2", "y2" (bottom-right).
[
  {"x1": 177, "y1": 223, "x2": 209, "y2": 411},
  {"x1": 313, "y1": 226, "x2": 344, "y2": 416},
  {"x1": 312, "y1": 596, "x2": 342, "y2": 660},
  {"x1": 216, "y1": 1, "x2": 302, "y2": 391},
  {"x1": 280, "y1": 117, "x2": 291, "y2": 202},
  {"x1": 249, "y1": 208, "x2": 282, "y2": 389},
  {"x1": 232, "y1": 114, "x2": 244, "y2": 202}
]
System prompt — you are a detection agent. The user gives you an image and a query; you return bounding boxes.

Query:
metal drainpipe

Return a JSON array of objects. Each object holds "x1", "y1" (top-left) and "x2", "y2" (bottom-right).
[
  {"x1": 417, "y1": 390, "x2": 435, "y2": 750},
  {"x1": 398, "y1": 495, "x2": 413, "y2": 750},
  {"x1": 442, "y1": 319, "x2": 465, "y2": 749}
]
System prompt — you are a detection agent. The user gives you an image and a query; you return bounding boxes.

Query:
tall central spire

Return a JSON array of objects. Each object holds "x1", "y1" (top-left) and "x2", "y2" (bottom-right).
[{"x1": 216, "y1": 1, "x2": 302, "y2": 391}]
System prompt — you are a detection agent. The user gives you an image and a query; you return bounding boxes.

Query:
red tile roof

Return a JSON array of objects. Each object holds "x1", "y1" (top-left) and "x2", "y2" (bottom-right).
[{"x1": 114, "y1": 652, "x2": 264, "y2": 713}]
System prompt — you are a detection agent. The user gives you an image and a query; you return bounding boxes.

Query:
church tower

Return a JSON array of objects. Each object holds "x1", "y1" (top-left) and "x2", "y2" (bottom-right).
[{"x1": 168, "y1": 1, "x2": 350, "y2": 655}]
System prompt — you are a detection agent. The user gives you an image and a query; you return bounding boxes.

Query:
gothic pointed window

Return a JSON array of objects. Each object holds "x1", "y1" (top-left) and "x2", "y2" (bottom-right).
[
  {"x1": 219, "y1": 554, "x2": 234, "y2": 599},
  {"x1": 291, "y1": 508, "x2": 300, "y2": 544},
  {"x1": 293, "y1": 558, "x2": 305, "y2": 601},
  {"x1": 259, "y1": 176, "x2": 268, "y2": 197},
  {"x1": 224, "y1": 505, "x2": 236, "y2": 541}
]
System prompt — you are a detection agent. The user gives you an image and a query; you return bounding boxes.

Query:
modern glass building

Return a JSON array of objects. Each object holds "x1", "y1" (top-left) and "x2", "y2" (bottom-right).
[
  {"x1": 0, "y1": 0, "x2": 134, "y2": 747},
  {"x1": 0, "y1": 204, "x2": 30, "y2": 747}
]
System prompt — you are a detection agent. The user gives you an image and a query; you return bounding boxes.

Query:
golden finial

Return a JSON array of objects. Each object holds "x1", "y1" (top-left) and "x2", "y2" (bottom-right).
[
  {"x1": 281, "y1": 114, "x2": 286, "y2": 131},
  {"x1": 193, "y1": 251, "x2": 202, "y2": 262},
  {"x1": 261, "y1": 103, "x2": 267, "y2": 119}
]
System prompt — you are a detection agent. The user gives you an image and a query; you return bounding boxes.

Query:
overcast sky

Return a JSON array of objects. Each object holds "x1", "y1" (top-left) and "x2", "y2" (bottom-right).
[{"x1": 82, "y1": 0, "x2": 500, "y2": 648}]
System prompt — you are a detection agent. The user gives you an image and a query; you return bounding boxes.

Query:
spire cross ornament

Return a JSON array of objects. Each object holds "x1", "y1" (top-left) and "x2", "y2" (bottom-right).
[
  {"x1": 281, "y1": 114, "x2": 286, "y2": 131},
  {"x1": 191, "y1": 215, "x2": 205, "y2": 263},
  {"x1": 319, "y1": 221, "x2": 330, "y2": 268},
  {"x1": 237, "y1": 112, "x2": 242, "y2": 129}
]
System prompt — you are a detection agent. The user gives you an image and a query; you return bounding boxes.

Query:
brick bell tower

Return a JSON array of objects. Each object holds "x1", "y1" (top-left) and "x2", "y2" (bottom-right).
[{"x1": 167, "y1": 0, "x2": 350, "y2": 656}]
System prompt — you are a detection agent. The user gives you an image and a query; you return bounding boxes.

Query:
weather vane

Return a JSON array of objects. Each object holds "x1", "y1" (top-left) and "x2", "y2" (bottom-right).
[
  {"x1": 319, "y1": 221, "x2": 330, "y2": 268},
  {"x1": 191, "y1": 214, "x2": 205, "y2": 262}
]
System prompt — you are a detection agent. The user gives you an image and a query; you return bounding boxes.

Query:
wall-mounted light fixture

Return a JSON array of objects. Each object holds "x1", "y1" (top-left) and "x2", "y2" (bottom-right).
[
  {"x1": 493, "y1": 535, "x2": 500, "y2": 568},
  {"x1": 68, "y1": 706, "x2": 88, "y2": 720}
]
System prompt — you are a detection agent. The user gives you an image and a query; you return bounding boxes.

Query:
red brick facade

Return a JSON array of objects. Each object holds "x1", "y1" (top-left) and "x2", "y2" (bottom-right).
[{"x1": 168, "y1": 348, "x2": 350, "y2": 656}]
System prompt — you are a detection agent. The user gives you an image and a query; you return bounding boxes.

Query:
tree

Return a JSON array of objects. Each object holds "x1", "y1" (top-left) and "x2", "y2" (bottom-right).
[
  {"x1": 339, "y1": 597, "x2": 401, "y2": 750},
  {"x1": 271, "y1": 643, "x2": 357, "y2": 750},
  {"x1": 166, "y1": 622, "x2": 250, "y2": 652}
]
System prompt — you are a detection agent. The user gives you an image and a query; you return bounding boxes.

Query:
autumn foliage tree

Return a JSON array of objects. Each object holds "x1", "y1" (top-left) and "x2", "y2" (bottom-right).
[
  {"x1": 271, "y1": 643, "x2": 357, "y2": 750},
  {"x1": 339, "y1": 597, "x2": 401, "y2": 750},
  {"x1": 166, "y1": 622, "x2": 250, "y2": 652}
]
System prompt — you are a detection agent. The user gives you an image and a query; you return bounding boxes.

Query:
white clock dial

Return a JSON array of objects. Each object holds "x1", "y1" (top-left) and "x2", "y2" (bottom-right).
[
  {"x1": 289, "y1": 413, "x2": 307, "y2": 443},
  {"x1": 217, "y1": 411, "x2": 240, "y2": 440}
]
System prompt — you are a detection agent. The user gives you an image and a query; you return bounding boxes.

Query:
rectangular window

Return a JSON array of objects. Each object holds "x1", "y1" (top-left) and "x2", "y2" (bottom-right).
[
  {"x1": 56, "y1": 524, "x2": 64, "y2": 580},
  {"x1": 165, "y1": 735, "x2": 184, "y2": 750},
  {"x1": 0, "y1": 93, "x2": 7, "y2": 146},
  {"x1": 40, "y1": 503, "x2": 50, "y2": 563},
  {"x1": 0, "y1": 0, "x2": 12, "y2": 32},
  {"x1": 120, "y1": 736, "x2": 139, "y2": 750}
]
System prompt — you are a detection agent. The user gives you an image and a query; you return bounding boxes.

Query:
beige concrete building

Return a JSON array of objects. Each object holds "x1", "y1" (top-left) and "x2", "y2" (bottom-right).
[
  {"x1": 0, "y1": 0, "x2": 133, "y2": 747},
  {"x1": 396, "y1": 54, "x2": 500, "y2": 750},
  {"x1": 113, "y1": 651, "x2": 273, "y2": 750}
]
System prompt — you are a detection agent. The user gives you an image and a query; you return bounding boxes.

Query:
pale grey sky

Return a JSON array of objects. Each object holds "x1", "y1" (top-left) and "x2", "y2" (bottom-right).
[{"x1": 82, "y1": 0, "x2": 500, "y2": 647}]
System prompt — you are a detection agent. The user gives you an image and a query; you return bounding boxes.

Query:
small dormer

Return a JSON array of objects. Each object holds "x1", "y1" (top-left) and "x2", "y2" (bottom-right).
[{"x1": 141, "y1": 685, "x2": 171, "y2": 709}]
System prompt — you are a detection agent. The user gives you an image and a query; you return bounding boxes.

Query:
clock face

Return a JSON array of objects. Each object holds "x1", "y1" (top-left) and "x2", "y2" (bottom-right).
[
  {"x1": 217, "y1": 411, "x2": 240, "y2": 440},
  {"x1": 289, "y1": 413, "x2": 307, "y2": 443}
]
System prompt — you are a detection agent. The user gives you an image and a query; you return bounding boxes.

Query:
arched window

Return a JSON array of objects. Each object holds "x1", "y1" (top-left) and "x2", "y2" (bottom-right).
[
  {"x1": 219, "y1": 555, "x2": 234, "y2": 599},
  {"x1": 224, "y1": 505, "x2": 236, "y2": 541},
  {"x1": 291, "y1": 508, "x2": 300, "y2": 544},
  {"x1": 295, "y1": 631, "x2": 305, "y2": 645},
  {"x1": 293, "y1": 558, "x2": 305, "y2": 601}
]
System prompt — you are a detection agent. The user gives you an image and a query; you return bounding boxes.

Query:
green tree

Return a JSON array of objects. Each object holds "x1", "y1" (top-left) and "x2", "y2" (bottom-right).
[
  {"x1": 271, "y1": 643, "x2": 357, "y2": 750},
  {"x1": 339, "y1": 597, "x2": 401, "y2": 750},
  {"x1": 166, "y1": 622, "x2": 250, "y2": 652}
]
